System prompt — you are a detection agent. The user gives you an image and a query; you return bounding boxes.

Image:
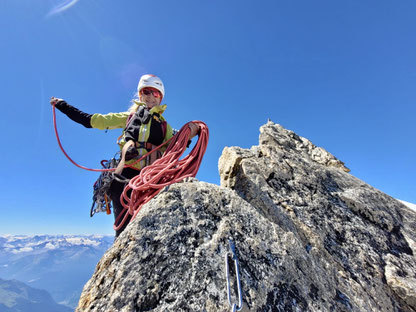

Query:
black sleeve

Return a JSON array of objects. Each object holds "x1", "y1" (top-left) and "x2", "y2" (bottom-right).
[
  {"x1": 124, "y1": 115, "x2": 142, "y2": 142},
  {"x1": 55, "y1": 100, "x2": 92, "y2": 128}
]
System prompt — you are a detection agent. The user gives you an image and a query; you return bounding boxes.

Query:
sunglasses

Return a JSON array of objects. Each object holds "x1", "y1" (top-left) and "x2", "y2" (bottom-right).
[{"x1": 141, "y1": 88, "x2": 161, "y2": 98}]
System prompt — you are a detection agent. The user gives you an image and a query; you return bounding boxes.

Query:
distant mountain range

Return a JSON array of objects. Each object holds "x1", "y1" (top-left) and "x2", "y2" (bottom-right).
[
  {"x1": 0, "y1": 235, "x2": 114, "y2": 309},
  {"x1": 0, "y1": 278, "x2": 72, "y2": 312}
]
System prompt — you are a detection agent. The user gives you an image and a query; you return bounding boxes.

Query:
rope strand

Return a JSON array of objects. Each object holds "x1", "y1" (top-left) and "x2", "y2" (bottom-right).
[{"x1": 52, "y1": 103, "x2": 174, "y2": 172}]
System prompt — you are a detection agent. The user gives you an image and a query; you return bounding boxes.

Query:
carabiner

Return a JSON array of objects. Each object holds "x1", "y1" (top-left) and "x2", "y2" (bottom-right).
[{"x1": 225, "y1": 239, "x2": 243, "y2": 311}]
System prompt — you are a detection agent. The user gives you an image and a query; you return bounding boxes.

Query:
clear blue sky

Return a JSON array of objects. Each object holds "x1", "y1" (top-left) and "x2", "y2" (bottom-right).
[{"x1": 1, "y1": 0, "x2": 415, "y2": 235}]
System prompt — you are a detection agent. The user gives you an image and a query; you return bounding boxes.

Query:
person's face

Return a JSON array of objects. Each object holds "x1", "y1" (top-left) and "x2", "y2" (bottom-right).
[{"x1": 140, "y1": 88, "x2": 162, "y2": 108}]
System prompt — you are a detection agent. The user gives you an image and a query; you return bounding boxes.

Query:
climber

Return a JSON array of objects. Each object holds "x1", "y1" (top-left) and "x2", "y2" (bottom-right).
[{"x1": 50, "y1": 74, "x2": 200, "y2": 237}]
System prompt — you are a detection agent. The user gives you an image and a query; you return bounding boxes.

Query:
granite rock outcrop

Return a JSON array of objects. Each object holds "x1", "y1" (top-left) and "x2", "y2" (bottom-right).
[{"x1": 77, "y1": 121, "x2": 416, "y2": 312}]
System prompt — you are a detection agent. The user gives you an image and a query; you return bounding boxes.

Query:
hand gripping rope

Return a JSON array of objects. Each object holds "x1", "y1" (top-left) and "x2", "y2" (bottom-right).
[{"x1": 51, "y1": 103, "x2": 209, "y2": 230}]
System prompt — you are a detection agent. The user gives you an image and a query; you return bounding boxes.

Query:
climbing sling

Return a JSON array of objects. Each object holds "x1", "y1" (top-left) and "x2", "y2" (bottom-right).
[{"x1": 90, "y1": 155, "x2": 120, "y2": 217}]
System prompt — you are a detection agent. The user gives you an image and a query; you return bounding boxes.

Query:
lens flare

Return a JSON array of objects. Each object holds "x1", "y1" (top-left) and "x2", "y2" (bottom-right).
[{"x1": 47, "y1": 0, "x2": 81, "y2": 17}]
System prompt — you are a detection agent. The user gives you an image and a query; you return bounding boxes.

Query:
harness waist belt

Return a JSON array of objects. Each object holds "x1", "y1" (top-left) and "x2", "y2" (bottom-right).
[{"x1": 137, "y1": 141, "x2": 154, "y2": 151}]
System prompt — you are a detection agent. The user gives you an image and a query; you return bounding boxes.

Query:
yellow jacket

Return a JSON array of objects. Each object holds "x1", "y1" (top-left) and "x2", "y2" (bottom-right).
[{"x1": 90, "y1": 103, "x2": 173, "y2": 170}]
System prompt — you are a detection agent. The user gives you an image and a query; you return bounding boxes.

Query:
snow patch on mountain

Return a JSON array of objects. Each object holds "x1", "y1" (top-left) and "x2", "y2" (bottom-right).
[
  {"x1": 399, "y1": 199, "x2": 416, "y2": 212},
  {"x1": 65, "y1": 237, "x2": 100, "y2": 246},
  {"x1": 11, "y1": 246, "x2": 34, "y2": 254},
  {"x1": 45, "y1": 242, "x2": 57, "y2": 249}
]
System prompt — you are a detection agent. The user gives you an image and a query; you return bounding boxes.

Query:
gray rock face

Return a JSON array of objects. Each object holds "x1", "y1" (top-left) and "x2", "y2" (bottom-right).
[
  {"x1": 77, "y1": 121, "x2": 416, "y2": 312},
  {"x1": 219, "y1": 122, "x2": 416, "y2": 312}
]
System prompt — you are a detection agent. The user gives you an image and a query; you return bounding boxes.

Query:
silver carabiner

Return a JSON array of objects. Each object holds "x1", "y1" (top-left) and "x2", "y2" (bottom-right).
[{"x1": 225, "y1": 239, "x2": 243, "y2": 311}]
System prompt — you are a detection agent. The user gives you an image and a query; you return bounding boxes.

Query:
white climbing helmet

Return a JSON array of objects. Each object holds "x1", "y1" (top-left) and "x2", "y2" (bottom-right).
[{"x1": 137, "y1": 74, "x2": 165, "y2": 99}]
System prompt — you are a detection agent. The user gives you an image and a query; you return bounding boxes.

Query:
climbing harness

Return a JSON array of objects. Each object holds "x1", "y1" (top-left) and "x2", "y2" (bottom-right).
[
  {"x1": 52, "y1": 103, "x2": 209, "y2": 230},
  {"x1": 90, "y1": 154, "x2": 120, "y2": 217},
  {"x1": 225, "y1": 239, "x2": 243, "y2": 312}
]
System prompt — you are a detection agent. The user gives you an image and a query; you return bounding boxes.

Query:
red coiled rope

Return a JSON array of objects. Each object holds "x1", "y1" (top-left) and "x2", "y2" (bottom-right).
[
  {"x1": 115, "y1": 121, "x2": 209, "y2": 231},
  {"x1": 52, "y1": 104, "x2": 209, "y2": 230}
]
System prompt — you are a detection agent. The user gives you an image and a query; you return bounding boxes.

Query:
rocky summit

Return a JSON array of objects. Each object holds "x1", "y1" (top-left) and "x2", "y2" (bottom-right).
[{"x1": 77, "y1": 121, "x2": 416, "y2": 312}]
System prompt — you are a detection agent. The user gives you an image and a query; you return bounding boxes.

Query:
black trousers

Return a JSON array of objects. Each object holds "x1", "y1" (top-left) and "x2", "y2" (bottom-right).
[{"x1": 109, "y1": 168, "x2": 140, "y2": 237}]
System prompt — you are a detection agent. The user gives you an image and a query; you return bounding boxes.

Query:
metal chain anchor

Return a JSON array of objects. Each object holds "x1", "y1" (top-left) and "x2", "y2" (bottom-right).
[{"x1": 225, "y1": 238, "x2": 243, "y2": 311}]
